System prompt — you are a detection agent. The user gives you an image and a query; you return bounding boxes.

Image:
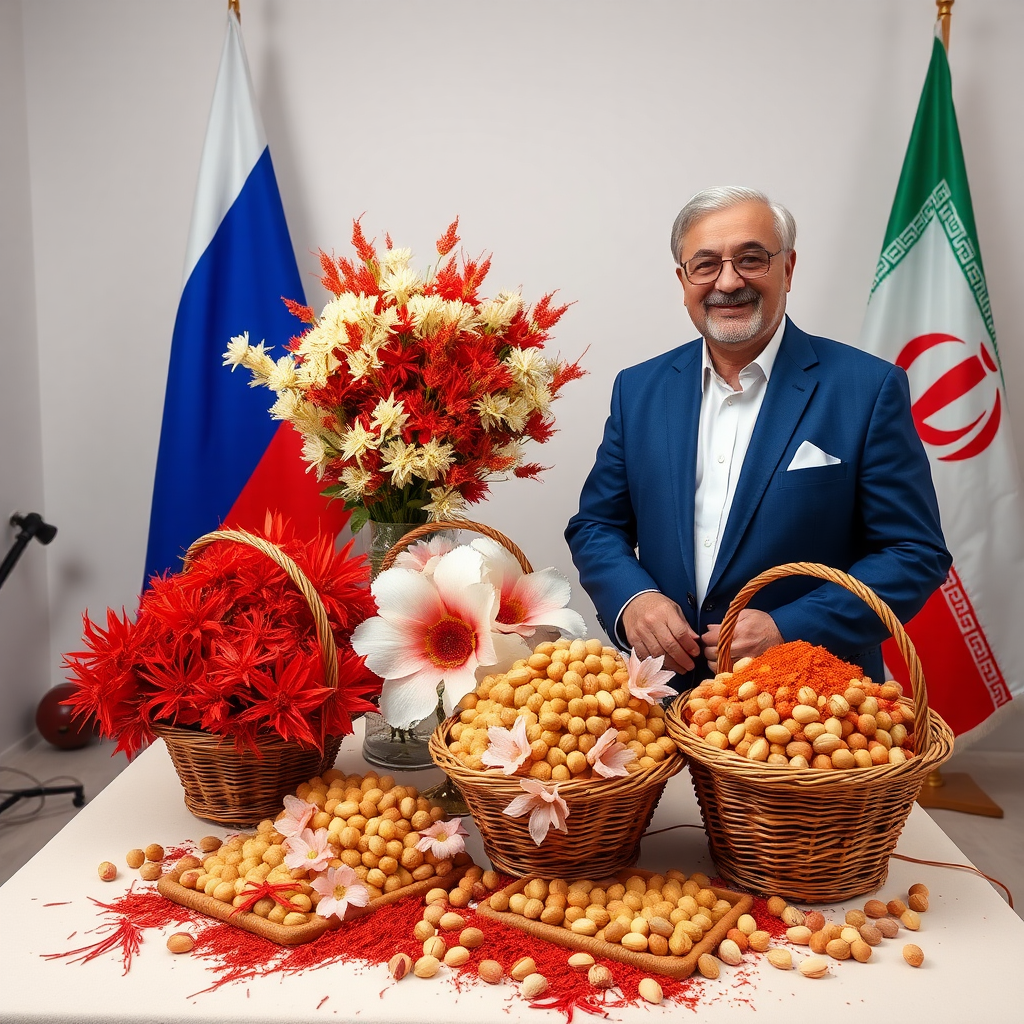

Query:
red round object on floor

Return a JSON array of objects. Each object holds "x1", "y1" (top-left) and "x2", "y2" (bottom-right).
[{"x1": 36, "y1": 683, "x2": 94, "y2": 750}]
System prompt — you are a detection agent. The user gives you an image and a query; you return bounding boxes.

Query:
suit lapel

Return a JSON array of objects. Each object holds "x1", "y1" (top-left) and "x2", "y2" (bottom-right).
[
  {"x1": 667, "y1": 343, "x2": 702, "y2": 596},
  {"x1": 707, "y1": 321, "x2": 819, "y2": 598}
]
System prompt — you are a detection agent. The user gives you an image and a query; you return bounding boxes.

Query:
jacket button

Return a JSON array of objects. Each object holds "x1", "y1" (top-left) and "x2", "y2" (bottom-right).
[
  {"x1": 702, "y1": 600, "x2": 714, "y2": 613},
  {"x1": 686, "y1": 593, "x2": 696, "y2": 608}
]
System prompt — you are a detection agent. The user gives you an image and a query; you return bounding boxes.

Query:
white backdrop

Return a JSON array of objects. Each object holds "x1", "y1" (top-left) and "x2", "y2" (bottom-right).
[{"x1": 3, "y1": 0, "x2": 1023, "y2": 753}]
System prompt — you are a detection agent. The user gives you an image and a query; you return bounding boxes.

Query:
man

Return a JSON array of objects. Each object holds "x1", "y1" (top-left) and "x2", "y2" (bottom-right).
[{"x1": 565, "y1": 186, "x2": 950, "y2": 687}]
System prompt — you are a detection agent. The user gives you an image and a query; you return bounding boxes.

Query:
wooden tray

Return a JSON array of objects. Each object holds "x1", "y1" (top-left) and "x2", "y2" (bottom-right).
[
  {"x1": 476, "y1": 869, "x2": 753, "y2": 979},
  {"x1": 158, "y1": 862, "x2": 471, "y2": 946}
]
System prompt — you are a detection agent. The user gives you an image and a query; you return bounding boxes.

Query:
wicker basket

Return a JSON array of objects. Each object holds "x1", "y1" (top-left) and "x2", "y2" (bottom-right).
[
  {"x1": 664, "y1": 562, "x2": 955, "y2": 903},
  {"x1": 413, "y1": 520, "x2": 684, "y2": 877},
  {"x1": 153, "y1": 528, "x2": 345, "y2": 828}
]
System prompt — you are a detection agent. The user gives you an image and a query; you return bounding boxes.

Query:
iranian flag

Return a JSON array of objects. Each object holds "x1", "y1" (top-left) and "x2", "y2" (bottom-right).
[{"x1": 859, "y1": 27, "x2": 1024, "y2": 746}]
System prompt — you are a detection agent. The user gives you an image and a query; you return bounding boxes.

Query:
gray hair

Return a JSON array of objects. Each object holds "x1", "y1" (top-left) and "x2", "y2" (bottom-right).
[{"x1": 670, "y1": 186, "x2": 797, "y2": 263}]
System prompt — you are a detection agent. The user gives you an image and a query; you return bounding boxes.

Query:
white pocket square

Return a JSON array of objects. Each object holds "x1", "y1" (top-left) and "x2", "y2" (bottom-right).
[{"x1": 787, "y1": 440, "x2": 841, "y2": 471}]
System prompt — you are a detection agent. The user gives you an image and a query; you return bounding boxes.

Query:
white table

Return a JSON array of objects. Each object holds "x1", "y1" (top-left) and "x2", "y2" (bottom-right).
[{"x1": 1, "y1": 720, "x2": 1021, "y2": 1024}]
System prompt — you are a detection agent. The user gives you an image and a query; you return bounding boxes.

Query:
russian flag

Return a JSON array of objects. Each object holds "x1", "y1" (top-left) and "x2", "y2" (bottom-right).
[{"x1": 144, "y1": 9, "x2": 347, "y2": 584}]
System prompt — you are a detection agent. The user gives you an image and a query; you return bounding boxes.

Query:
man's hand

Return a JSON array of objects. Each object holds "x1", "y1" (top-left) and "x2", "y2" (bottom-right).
[
  {"x1": 622, "y1": 592, "x2": 701, "y2": 674},
  {"x1": 701, "y1": 609, "x2": 782, "y2": 675}
]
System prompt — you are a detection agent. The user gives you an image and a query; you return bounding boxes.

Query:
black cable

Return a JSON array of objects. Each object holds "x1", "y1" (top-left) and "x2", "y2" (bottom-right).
[{"x1": 0, "y1": 765, "x2": 86, "y2": 825}]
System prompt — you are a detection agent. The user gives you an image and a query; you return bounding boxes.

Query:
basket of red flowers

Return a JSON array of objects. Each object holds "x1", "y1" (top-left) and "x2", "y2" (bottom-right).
[{"x1": 62, "y1": 516, "x2": 381, "y2": 826}]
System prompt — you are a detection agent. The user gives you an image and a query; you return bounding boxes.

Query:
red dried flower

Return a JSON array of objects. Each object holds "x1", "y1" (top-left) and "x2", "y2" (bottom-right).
[{"x1": 61, "y1": 516, "x2": 380, "y2": 758}]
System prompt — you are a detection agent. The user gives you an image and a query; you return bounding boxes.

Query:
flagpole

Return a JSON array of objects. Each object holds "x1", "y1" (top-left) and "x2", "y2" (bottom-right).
[
  {"x1": 228, "y1": 0, "x2": 240, "y2": 21},
  {"x1": 936, "y1": 1, "x2": 954, "y2": 51}
]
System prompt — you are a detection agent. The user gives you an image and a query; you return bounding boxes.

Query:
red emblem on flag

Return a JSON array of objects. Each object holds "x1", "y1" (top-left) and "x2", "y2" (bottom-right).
[{"x1": 896, "y1": 332, "x2": 1001, "y2": 461}]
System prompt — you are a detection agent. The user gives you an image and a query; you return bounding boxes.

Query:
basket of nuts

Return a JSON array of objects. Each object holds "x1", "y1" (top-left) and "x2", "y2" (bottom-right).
[{"x1": 664, "y1": 562, "x2": 954, "y2": 903}]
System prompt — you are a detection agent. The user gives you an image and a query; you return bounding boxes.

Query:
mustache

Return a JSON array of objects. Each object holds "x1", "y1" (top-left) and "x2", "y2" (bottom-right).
[{"x1": 704, "y1": 287, "x2": 760, "y2": 308}]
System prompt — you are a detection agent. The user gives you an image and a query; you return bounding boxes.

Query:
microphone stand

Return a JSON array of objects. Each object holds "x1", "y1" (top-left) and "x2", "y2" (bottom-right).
[{"x1": 0, "y1": 512, "x2": 85, "y2": 816}]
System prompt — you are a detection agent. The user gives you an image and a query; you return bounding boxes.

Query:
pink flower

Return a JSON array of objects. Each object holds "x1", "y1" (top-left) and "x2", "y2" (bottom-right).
[
  {"x1": 472, "y1": 538, "x2": 587, "y2": 639},
  {"x1": 310, "y1": 865, "x2": 369, "y2": 921},
  {"x1": 393, "y1": 535, "x2": 460, "y2": 575},
  {"x1": 415, "y1": 818, "x2": 470, "y2": 860},
  {"x1": 351, "y1": 546, "x2": 497, "y2": 728},
  {"x1": 503, "y1": 779, "x2": 570, "y2": 846},
  {"x1": 275, "y1": 794, "x2": 317, "y2": 839},
  {"x1": 627, "y1": 649, "x2": 677, "y2": 704},
  {"x1": 283, "y1": 827, "x2": 332, "y2": 872},
  {"x1": 480, "y1": 715, "x2": 532, "y2": 775},
  {"x1": 586, "y1": 728, "x2": 635, "y2": 779}
]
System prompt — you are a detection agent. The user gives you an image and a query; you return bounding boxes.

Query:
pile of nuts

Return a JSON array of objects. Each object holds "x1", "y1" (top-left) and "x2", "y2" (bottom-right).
[
  {"x1": 748, "y1": 883, "x2": 931, "y2": 979},
  {"x1": 680, "y1": 643, "x2": 915, "y2": 769},
  {"x1": 490, "y1": 870, "x2": 730, "y2": 958},
  {"x1": 98, "y1": 842, "x2": 166, "y2": 883},
  {"x1": 448, "y1": 637, "x2": 677, "y2": 778},
  {"x1": 172, "y1": 769, "x2": 469, "y2": 926}
]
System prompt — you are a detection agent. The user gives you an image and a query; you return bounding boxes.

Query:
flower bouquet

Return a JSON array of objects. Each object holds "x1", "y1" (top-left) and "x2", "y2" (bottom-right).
[
  {"x1": 62, "y1": 515, "x2": 381, "y2": 825},
  {"x1": 223, "y1": 217, "x2": 585, "y2": 533}
]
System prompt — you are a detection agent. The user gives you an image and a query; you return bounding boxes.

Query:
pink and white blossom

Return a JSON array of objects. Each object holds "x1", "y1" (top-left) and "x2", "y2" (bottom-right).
[
  {"x1": 472, "y1": 538, "x2": 587, "y2": 639},
  {"x1": 502, "y1": 779, "x2": 569, "y2": 846},
  {"x1": 415, "y1": 818, "x2": 470, "y2": 860},
  {"x1": 351, "y1": 546, "x2": 497, "y2": 728},
  {"x1": 586, "y1": 728, "x2": 636, "y2": 779},
  {"x1": 275, "y1": 794, "x2": 317, "y2": 839},
  {"x1": 626, "y1": 649, "x2": 677, "y2": 704},
  {"x1": 393, "y1": 534, "x2": 461, "y2": 576},
  {"x1": 283, "y1": 827, "x2": 332, "y2": 872},
  {"x1": 310, "y1": 865, "x2": 369, "y2": 921},
  {"x1": 480, "y1": 715, "x2": 532, "y2": 775}
]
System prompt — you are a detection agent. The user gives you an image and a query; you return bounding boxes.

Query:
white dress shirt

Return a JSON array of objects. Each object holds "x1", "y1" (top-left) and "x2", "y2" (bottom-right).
[
  {"x1": 615, "y1": 317, "x2": 788, "y2": 644},
  {"x1": 694, "y1": 316, "x2": 786, "y2": 604}
]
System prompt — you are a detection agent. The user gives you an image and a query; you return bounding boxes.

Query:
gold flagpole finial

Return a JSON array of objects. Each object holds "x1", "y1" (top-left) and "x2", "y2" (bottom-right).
[
  {"x1": 228, "y1": 0, "x2": 240, "y2": 21},
  {"x1": 936, "y1": 0, "x2": 954, "y2": 51}
]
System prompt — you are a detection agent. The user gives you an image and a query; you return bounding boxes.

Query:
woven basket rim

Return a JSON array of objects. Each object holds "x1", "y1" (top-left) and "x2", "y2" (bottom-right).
[
  {"x1": 428, "y1": 716, "x2": 685, "y2": 797},
  {"x1": 377, "y1": 518, "x2": 534, "y2": 574},
  {"x1": 665, "y1": 694, "x2": 954, "y2": 788},
  {"x1": 151, "y1": 720, "x2": 341, "y2": 753}
]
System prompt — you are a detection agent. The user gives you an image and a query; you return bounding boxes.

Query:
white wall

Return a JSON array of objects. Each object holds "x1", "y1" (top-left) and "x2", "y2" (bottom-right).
[
  {"x1": 11, "y1": 0, "x2": 1024, "y2": 752},
  {"x1": 0, "y1": 0, "x2": 50, "y2": 754}
]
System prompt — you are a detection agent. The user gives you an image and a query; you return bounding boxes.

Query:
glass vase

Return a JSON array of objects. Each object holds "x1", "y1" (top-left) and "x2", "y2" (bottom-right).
[{"x1": 360, "y1": 520, "x2": 440, "y2": 772}]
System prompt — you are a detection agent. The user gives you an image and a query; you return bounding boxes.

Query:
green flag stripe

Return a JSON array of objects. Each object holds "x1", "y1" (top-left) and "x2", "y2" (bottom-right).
[
  {"x1": 870, "y1": 179, "x2": 996, "y2": 348},
  {"x1": 868, "y1": 34, "x2": 997, "y2": 354}
]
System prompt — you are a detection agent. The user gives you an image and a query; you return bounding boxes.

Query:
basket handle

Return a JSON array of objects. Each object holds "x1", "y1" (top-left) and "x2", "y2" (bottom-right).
[
  {"x1": 378, "y1": 519, "x2": 534, "y2": 574},
  {"x1": 716, "y1": 562, "x2": 930, "y2": 752},
  {"x1": 183, "y1": 529, "x2": 339, "y2": 694}
]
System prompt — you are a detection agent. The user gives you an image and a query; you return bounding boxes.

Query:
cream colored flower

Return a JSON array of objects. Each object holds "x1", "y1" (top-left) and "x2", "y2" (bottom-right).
[
  {"x1": 477, "y1": 290, "x2": 523, "y2": 332},
  {"x1": 380, "y1": 266, "x2": 423, "y2": 307},
  {"x1": 380, "y1": 439, "x2": 421, "y2": 488},
  {"x1": 339, "y1": 421, "x2": 380, "y2": 462},
  {"x1": 370, "y1": 393, "x2": 409, "y2": 438},
  {"x1": 501, "y1": 396, "x2": 533, "y2": 433},
  {"x1": 406, "y1": 294, "x2": 446, "y2": 336},
  {"x1": 423, "y1": 485, "x2": 467, "y2": 520},
  {"x1": 418, "y1": 438, "x2": 456, "y2": 481},
  {"x1": 301, "y1": 434, "x2": 334, "y2": 480},
  {"x1": 381, "y1": 246, "x2": 413, "y2": 275},
  {"x1": 295, "y1": 345, "x2": 341, "y2": 388},
  {"x1": 474, "y1": 394, "x2": 511, "y2": 430},
  {"x1": 345, "y1": 347, "x2": 379, "y2": 381},
  {"x1": 504, "y1": 346, "x2": 550, "y2": 385},
  {"x1": 222, "y1": 332, "x2": 255, "y2": 370},
  {"x1": 265, "y1": 354, "x2": 298, "y2": 392},
  {"x1": 441, "y1": 298, "x2": 479, "y2": 333},
  {"x1": 340, "y1": 465, "x2": 373, "y2": 499}
]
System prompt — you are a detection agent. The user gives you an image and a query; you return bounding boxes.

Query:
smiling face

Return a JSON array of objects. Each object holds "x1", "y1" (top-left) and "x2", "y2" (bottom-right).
[{"x1": 675, "y1": 200, "x2": 796, "y2": 362}]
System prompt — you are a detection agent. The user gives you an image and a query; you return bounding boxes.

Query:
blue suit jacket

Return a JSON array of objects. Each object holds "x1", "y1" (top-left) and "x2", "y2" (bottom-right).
[{"x1": 565, "y1": 319, "x2": 952, "y2": 685}]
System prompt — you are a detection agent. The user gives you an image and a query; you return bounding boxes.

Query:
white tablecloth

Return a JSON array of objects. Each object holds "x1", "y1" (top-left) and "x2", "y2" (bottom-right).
[{"x1": 1, "y1": 720, "x2": 1021, "y2": 1024}]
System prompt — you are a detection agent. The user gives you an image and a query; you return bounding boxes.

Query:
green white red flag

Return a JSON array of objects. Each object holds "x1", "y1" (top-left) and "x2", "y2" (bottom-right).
[{"x1": 859, "y1": 26, "x2": 1024, "y2": 745}]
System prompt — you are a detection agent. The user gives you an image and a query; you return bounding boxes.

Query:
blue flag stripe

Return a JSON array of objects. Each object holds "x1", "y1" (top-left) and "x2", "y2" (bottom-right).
[{"x1": 144, "y1": 146, "x2": 304, "y2": 581}]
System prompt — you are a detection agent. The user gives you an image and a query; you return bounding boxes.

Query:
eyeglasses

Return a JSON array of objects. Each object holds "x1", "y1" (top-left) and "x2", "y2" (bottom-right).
[{"x1": 680, "y1": 246, "x2": 783, "y2": 285}]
